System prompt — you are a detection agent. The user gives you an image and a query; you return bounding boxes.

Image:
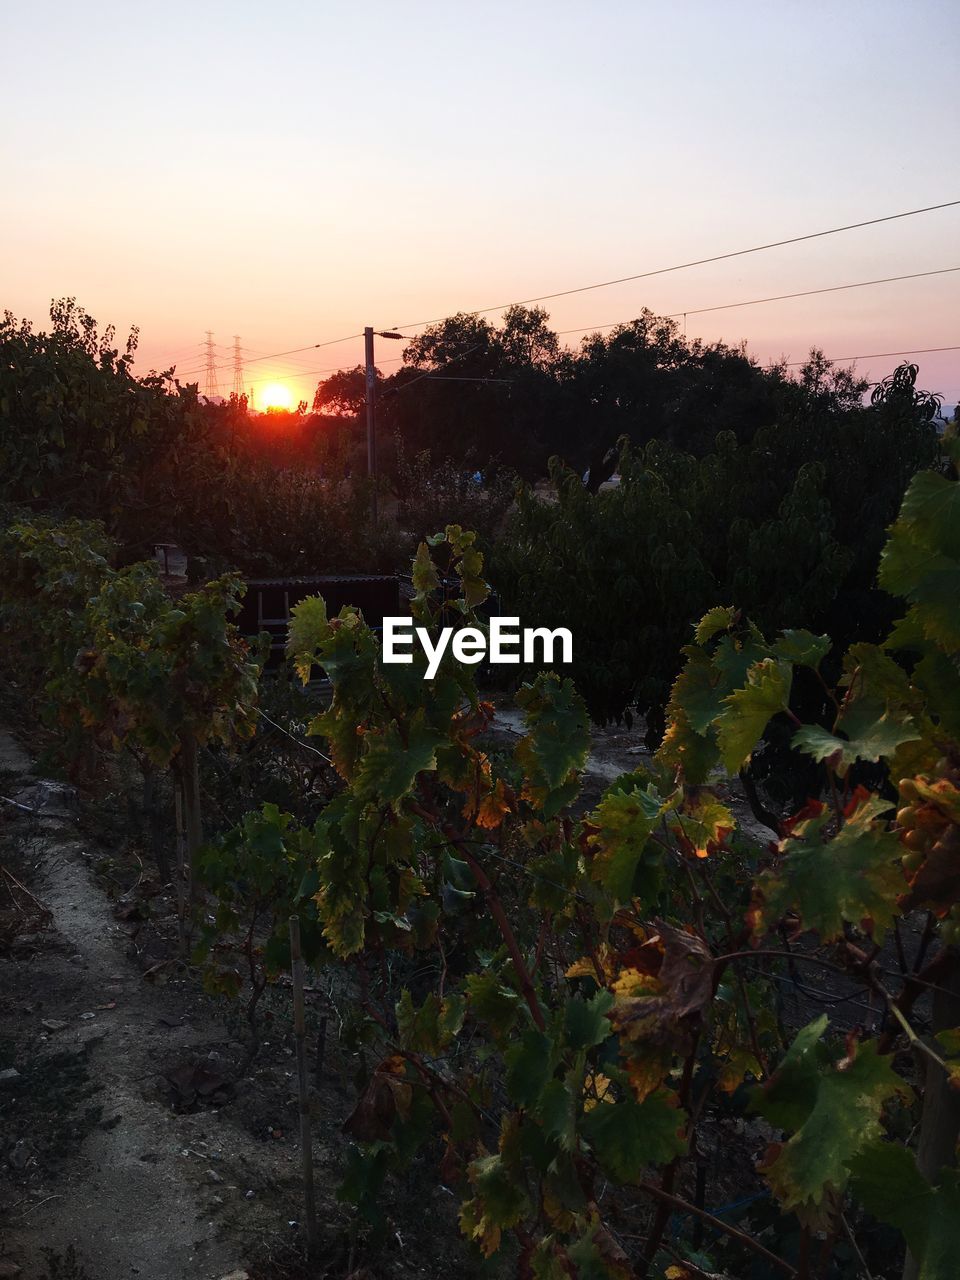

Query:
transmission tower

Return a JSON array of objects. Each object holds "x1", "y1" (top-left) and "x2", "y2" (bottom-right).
[
  {"x1": 203, "y1": 331, "x2": 220, "y2": 400},
  {"x1": 232, "y1": 335, "x2": 244, "y2": 399}
]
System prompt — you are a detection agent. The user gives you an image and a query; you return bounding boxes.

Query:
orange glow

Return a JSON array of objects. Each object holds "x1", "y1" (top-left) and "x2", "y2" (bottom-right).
[{"x1": 260, "y1": 382, "x2": 293, "y2": 411}]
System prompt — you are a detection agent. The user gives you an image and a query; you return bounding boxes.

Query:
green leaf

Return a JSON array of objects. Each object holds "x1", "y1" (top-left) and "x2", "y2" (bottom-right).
[
  {"x1": 772, "y1": 629, "x2": 832, "y2": 670},
  {"x1": 669, "y1": 790, "x2": 735, "y2": 859},
  {"x1": 411, "y1": 540, "x2": 441, "y2": 594},
  {"x1": 516, "y1": 674, "x2": 590, "y2": 815},
  {"x1": 461, "y1": 1153, "x2": 531, "y2": 1255},
  {"x1": 755, "y1": 1034, "x2": 902, "y2": 1220},
  {"x1": 286, "y1": 594, "x2": 328, "y2": 682},
  {"x1": 466, "y1": 970, "x2": 521, "y2": 1038},
  {"x1": 667, "y1": 646, "x2": 727, "y2": 736},
  {"x1": 693, "y1": 606, "x2": 736, "y2": 645},
  {"x1": 850, "y1": 1142, "x2": 960, "y2": 1280},
  {"x1": 566, "y1": 1225, "x2": 633, "y2": 1279},
  {"x1": 396, "y1": 990, "x2": 465, "y2": 1055},
  {"x1": 537, "y1": 1077, "x2": 578, "y2": 1152},
  {"x1": 587, "y1": 782, "x2": 664, "y2": 907},
  {"x1": 354, "y1": 711, "x2": 443, "y2": 809},
  {"x1": 564, "y1": 990, "x2": 614, "y2": 1050},
  {"x1": 505, "y1": 1027, "x2": 555, "y2": 1107},
  {"x1": 654, "y1": 630, "x2": 776, "y2": 783},
  {"x1": 753, "y1": 794, "x2": 903, "y2": 940},
  {"x1": 792, "y1": 696, "x2": 920, "y2": 776},
  {"x1": 716, "y1": 658, "x2": 791, "y2": 773},
  {"x1": 751, "y1": 1015, "x2": 826, "y2": 1131},
  {"x1": 879, "y1": 469, "x2": 960, "y2": 650},
  {"x1": 581, "y1": 1089, "x2": 685, "y2": 1182}
]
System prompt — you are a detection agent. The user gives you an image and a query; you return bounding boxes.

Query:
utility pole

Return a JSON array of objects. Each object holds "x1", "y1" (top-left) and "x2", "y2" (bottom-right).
[{"x1": 364, "y1": 327, "x2": 404, "y2": 522}]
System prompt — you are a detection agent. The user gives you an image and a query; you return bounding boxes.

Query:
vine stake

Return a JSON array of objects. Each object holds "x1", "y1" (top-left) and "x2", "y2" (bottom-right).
[{"x1": 289, "y1": 914, "x2": 319, "y2": 1258}]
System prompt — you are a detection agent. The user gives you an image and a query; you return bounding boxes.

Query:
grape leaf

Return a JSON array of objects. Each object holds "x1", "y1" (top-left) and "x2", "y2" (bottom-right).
[
  {"x1": 792, "y1": 696, "x2": 920, "y2": 777},
  {"x1": 354, "y1": 711, "x2": 443, "y2": 809},
  {"x1": 460, "y1": 1152, "x2": 531, "y2": 1257},
  {"x1": 286, "y1": 594, "x2": 329, "y2": 682},
  {"x1": 505, "y1": 1027, "x2": 555, "y2": 1107},
  {"x1": 585, "y1": 781, "x2": 664, "y2": 906},
  {"x1": 669, "y1": 789, "x2": 735, "y2": 859},
  {"x1": 564, "y1": 990, "x2": 614, "y2": 1050},
  {"x1": 609, "y1": 923, "x2": 713, "y2": 1054},
  {"x1": 466, "y1": 970, "x2": 521, "y2": 1038},
  {"x1": 772, "y1": 629, "x2": 832, "y2": 670},
  {"x1": 581, "y1": 1088, "x2": 685, "y2": 1181},
  {"x1": 879, "y1": 470, "x2": 960, "y2": 650},
  {"x1": 537, "y1": 1076, "x2": 578, "y2": 1152},
  {"x1": 566, "y1": 1222, "x2": 634, "y2": 1280},
  {"x1": 755, "y1": 1030, "x2": 902, "y2": 1222},
  {"x1": 411, "y1": 540, "x2": 441, "y2": 594},
  {"x1": 693, "y1": 606, "x2": 737, "y2": 645},
  {"x1": 850, "y1": 1141, "x2": 960, "y2": 1280},
  {"x1": 516, "y1": 674, "x2": 590, "y2": 816},
  {"x1": 752, "y1": 793, "x2": 903, "y2": 940},
  {"x1": 396, "y1": 989, "x2": 465, "y2": 1055},
  {"x1": 716, "y1": 658, "x2": 792, "y2": 773}
]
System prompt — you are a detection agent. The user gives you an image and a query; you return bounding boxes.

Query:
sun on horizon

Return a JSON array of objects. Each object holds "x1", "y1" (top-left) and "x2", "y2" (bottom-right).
[{"x1": 259, "y1": 381, "x2": 293, "y2": 411}]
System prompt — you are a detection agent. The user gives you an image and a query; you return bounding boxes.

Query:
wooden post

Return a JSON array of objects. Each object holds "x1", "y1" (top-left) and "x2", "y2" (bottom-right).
[
  {"x1": 903, "y1": 949, "x2": 960, "y2": 1280},
  {"x1": 173, "y1": 776, "x2": 188, "y2": 956},
  {"x1": 179, "y1": 730, "x2": 203, "y2": 880},
  {"x1": 289, "y1": 915, "x2": 319, "y2": 1257},
  {"x1": 364, "y1": 326, "x2": 378, "y2": 524}
]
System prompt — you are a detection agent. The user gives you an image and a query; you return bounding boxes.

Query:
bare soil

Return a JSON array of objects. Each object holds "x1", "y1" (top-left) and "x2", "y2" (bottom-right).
[
  {"x1": 0, "y1": 727, "x2": 324, "y2": 1280},
  {"x1": 0, "y1": 721, "x2": 487, "y2": 1280}
]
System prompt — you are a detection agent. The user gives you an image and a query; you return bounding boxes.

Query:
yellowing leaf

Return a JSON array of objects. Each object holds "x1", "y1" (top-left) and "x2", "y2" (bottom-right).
[
  {"x1": 716, "y1": 658, "x2": 792, "y2": 773},
  {"x1": 669, "y1": 788, "x2": 735, "y2": 858}
]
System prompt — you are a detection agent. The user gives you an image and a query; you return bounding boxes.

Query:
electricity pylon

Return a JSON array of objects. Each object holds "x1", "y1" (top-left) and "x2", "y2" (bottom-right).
[
  {"x1": 232, "y1": 336, "x2": 244, "y2": 399},
  {"x1": 203, "y1": 331, "x2": 219, "y2": 400}
]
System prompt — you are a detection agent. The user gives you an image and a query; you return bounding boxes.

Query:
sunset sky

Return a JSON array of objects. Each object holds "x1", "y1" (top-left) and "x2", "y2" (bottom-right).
[{"x1": 3, "y1": 0, "x2": 958, "y2": 406}]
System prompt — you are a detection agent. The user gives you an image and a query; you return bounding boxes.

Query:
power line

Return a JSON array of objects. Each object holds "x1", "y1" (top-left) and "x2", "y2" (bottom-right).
[
  {"x1": 416, "y1": 374, "x2": 513, "y2": 384},
  {"x1": 173, "y1": 330, "x2": 365, "y2": 380},
  {"x1": 180, "y1": 347, "x2": 348, "y2": 378},
  {"x1": 163, "y1": 200, "x2": 960, "y2": 388},
  {"x1": 781, "y1": 344, "x2": 960, "y2": 368},
  {"x1": 175, "y1": 263, "x2": 956, "y2": 379},
  {"x1": 555, "y1": 265, "x2": 960, "y2": 336},
  {"x1": 248, "y1": 355, "x2": 407, "y2": 387},
  {"x1": 176, "y1": 354, "x2": 407, "y2": 391},
  {"x1": 390, "y1": 198, "x2": 960, "y2": 331},
  {"x1": 380, "y1": 344, "x2": 484, "y2": 399},
  {"x1": 217, "y1": 330, "x2": 365, "y2": 369}
]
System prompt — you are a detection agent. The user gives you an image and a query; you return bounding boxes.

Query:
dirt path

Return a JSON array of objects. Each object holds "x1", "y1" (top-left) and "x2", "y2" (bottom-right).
[{"x1": 0, "y1": 729, "x2": 247, "y2": 1280}]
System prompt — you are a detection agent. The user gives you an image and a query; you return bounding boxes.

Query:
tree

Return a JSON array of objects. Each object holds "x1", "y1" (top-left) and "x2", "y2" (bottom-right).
[
  {"x1": 313, "y1": 364, "x2": 370, "y2": 416},
  {"x1": 493, "y1": 363, "x2": 941, "y2": 734}
]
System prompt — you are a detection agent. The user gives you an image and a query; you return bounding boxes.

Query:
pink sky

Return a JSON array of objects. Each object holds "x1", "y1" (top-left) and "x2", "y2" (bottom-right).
[{"x1": 3, "y1": 1, "x2": 958, "y2": 406}]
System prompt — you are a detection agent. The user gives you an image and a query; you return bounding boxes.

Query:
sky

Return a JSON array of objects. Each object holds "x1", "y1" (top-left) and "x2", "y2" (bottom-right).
[{"x1": 3, "y1": 0, "x2": 959, "y2": 407}]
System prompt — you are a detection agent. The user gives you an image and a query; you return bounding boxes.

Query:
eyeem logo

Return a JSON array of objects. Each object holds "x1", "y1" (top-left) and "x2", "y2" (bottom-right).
[{"x1": 382, "y1": 617, "x2": 573, "y2": 679}]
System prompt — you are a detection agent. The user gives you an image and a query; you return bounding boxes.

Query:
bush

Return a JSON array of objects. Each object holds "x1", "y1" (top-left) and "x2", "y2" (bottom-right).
[
  {"x1": 392, "y1": 439, "x2": 516, "y2": 548},
  {"x1": 492, "y1": 362, "x2": 941, "y2": 728}
]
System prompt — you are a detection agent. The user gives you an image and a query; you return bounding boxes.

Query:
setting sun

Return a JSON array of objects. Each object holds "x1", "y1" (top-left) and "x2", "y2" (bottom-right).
[{"x1": 260, "y1": 381, "x2": 293, "y2": 411}]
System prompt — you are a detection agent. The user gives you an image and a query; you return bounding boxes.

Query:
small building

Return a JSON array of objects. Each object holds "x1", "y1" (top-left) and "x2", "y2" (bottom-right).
[{"x1": 236, "y1": 575, "x2": 401, "y2": 666}]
